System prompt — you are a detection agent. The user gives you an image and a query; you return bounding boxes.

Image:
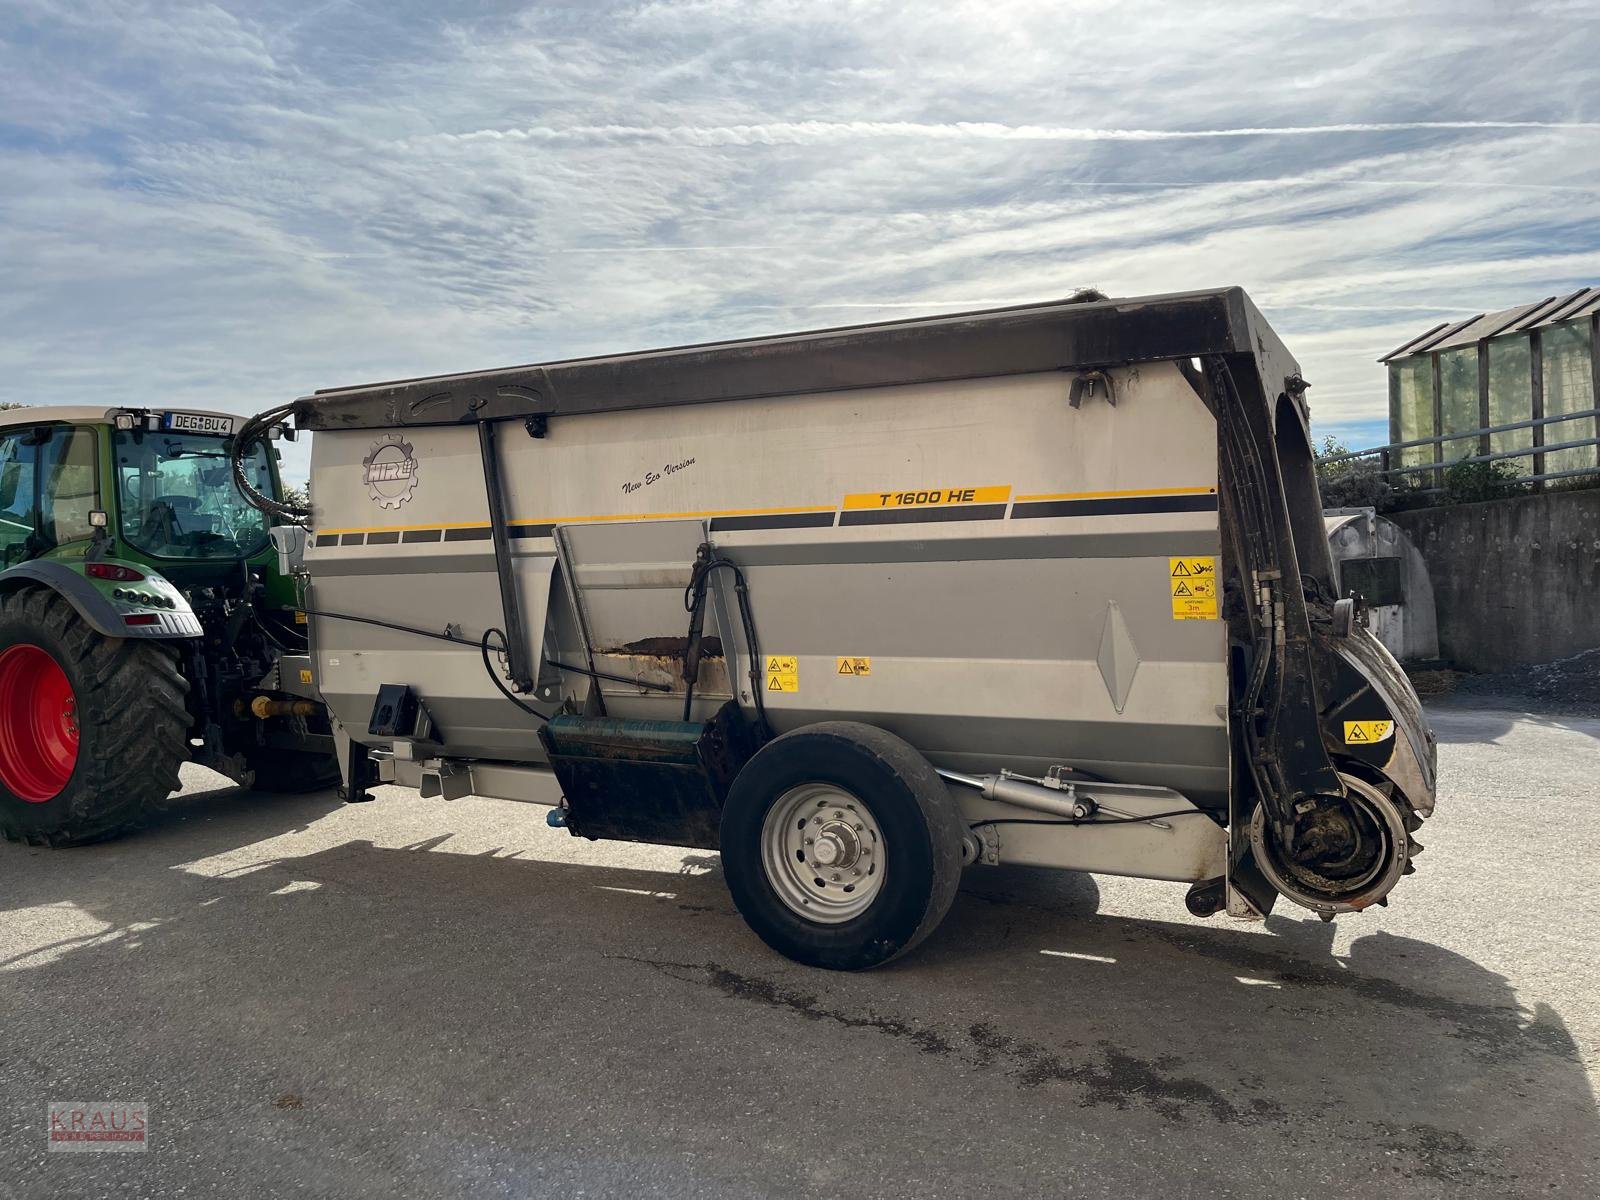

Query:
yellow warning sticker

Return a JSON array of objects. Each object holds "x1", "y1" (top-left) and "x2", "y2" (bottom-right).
[
  {"x1": 1169, "y1": 557, "x2": 1219, "y2": 620},
  {"x1": 843, "y1": 486, "x2": 1011, "y2": 510},
  {"x1": 298, "y1": 669, "x2": 314, "y2": 685},
  {"x1": 293, "y1": 610, "x2": 308, "y2": 624},
  {"x1": 1343, "y1": 720, "x2": 1395, "y2": 745},
  {"x1": 765, "y1": 655, "x2": 799, "y2": 693},
  {"x1": 836, "y1": 656, "x2": 872, "y2": 677}
]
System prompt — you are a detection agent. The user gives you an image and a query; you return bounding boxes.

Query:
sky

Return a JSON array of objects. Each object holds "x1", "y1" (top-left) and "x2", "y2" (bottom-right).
[{"x1": 4, "y1": 0, "x2": 1600, "y2": 481}]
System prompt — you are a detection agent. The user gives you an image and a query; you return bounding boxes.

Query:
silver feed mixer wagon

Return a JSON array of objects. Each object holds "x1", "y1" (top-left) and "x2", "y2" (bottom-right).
[{"x1": 249, "y1": 288, "x2": 1437, "y2": 970}]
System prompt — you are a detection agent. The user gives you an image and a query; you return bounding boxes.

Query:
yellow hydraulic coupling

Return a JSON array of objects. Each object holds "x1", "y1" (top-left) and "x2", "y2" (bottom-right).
[{"x1": 250, "y1": 696, "x2": 319, "y2": 719}]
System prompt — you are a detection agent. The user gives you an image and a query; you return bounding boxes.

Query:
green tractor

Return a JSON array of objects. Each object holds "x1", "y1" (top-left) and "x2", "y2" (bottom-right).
[{"x1": 0, "y1": 405, "x2": 337, "y2": 845}]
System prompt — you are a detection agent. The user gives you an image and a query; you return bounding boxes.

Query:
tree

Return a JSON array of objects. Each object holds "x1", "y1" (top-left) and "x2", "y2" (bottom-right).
[
  {"x1": 0, "y1": 402, "x2": 26, "y2": 411},
  {"x1": 1315, "y1": 435, "x2": 1392, "y2": 510}
]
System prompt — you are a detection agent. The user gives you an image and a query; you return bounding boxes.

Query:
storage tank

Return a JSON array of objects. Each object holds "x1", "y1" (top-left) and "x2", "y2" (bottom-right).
[{"x1": 1324, "y1": 507, "x2": 1439, "y2": 662}]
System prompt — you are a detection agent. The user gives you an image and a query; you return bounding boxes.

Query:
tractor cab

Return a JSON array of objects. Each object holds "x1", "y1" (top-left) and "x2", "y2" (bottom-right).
[
  {"x1": 0, "y1": 407, "x2": 279, "y2": 574},
  {"x1": 0, "y1": 406, "x2": 336, "y2": 845}
]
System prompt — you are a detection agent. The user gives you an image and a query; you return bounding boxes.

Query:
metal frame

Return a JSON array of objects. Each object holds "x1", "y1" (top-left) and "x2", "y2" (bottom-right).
[
  {"x1": 550, "y1": 525, "x2": 606, "y2": 716},
  {"x1": 1320, "y1": 407, "x2": 1600, "y2": 491},
  {"x1": 291, "y1": 288, "x2": 1303, "y2": 433},
  {"x1": 477, "y1": 419, "x2": 534, "y2": 691}
]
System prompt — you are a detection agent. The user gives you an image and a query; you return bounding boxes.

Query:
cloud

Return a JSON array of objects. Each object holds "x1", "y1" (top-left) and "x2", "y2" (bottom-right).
[
  {"x1": 0, "y1": 0, "x2": 1597, "y2": 476},
  {"x1": 428, "y1": 118, "x2": 1600, "y2": 147}
]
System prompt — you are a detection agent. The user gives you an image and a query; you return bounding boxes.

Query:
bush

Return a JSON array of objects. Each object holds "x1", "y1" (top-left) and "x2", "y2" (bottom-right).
[
  {"x1": 1315, "y1": 436, "x2": 1393, "y2": 509},
  {"x1": 1441, "y1": 458, "x2": 1527, "y2": 504}
]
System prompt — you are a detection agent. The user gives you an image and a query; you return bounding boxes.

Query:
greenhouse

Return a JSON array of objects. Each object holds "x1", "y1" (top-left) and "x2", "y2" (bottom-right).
[{"x1": 1380, "y1": 286, "x2": 1600, "y2": 479}]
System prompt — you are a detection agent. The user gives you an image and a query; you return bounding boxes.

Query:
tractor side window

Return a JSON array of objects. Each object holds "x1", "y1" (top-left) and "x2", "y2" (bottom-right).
[
  {"x1": 0, "y1": 433, "x2": 39, "y2": 567},
  {"x1": 38, "y1": 427, "x2": 98, "y2": 546}
]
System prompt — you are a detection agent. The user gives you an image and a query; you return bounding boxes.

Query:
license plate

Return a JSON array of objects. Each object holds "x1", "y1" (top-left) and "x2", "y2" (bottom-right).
[{"x1": 161, "y1": 412, "x2": 234, "y2": 435}]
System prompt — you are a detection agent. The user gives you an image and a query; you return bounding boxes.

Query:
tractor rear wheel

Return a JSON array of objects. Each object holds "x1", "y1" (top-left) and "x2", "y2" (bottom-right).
[{"x1": 0, "y1": 588, "x2": 191, "y2": 846}]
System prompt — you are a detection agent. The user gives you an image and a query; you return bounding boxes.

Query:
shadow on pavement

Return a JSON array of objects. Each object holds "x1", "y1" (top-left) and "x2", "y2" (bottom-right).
[
  {"x1": 1425, "y1": 698, "x2": 1600, "y2": 744},
  {"x1": 0, "y1": 792, "x2": 1595, "y2": 1197}
]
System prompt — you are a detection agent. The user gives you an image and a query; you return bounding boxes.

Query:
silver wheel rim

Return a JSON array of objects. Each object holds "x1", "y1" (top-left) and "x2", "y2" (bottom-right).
[{"x1": 760, "y1": 782, "x2": 886, "y2": 924}]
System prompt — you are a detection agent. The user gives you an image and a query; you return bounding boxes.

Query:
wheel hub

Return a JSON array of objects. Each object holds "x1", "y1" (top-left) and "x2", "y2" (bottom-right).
[
  {"x1": 811, "y1": 820, "x2": 863, "y2": 869},
  {"x1": 0, "y1": 643, "x2": 81, "y2": 803},
  {"x1": 759, "y1": 784, "x2": 885, "y2": 924},
  {"x1": 1249, "y1": 774, "x2": 1411, "y2": 915}
]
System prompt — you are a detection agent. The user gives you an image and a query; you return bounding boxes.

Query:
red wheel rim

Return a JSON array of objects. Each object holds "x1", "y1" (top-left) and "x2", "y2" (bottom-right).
[{"x1": 0, "y1": 644, "x2": 80, "y2": 803}]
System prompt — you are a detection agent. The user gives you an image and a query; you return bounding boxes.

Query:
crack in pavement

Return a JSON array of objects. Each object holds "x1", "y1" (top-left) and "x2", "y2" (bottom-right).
[
  {"x1": 612, "y1": 955, "x2": 1276, "y2": 1125},
  {"x1": 609, "y1": 953, "x2": 1522, "y2": 1184},
  {"x1": 613, "y1": 955, "x2": 953, "y2": 1056}
]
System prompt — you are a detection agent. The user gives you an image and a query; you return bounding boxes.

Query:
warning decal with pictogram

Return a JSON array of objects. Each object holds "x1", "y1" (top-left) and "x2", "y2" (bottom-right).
[
  {"x1": 764, "y1": 655, "x2": 799, "y2": 693},
  {"x1": 1343, "y1": 720, "x2": 1394, "y2": 745},
  {"x1": 1168, "y1": 557, "x2": 1219, "y2": 620}
]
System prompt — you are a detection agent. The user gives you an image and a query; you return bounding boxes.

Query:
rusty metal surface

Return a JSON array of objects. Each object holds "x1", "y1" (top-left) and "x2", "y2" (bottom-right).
[
  {"x1": 539, "y1": 702, "x2": 761, "y2": 849},
  {"x1": 614, "y1": 636, "x2": 724, "y2": 658}
]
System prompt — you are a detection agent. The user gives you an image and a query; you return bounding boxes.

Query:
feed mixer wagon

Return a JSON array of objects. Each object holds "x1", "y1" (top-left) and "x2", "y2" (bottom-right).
[{"x1": 240, "y1": 288, "x2": 1437, "y2": 969}]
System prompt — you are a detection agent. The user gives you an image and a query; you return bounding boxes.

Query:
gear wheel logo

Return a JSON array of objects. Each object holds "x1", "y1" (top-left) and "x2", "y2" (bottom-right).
[{"x1": 362, "y1": 434, "x2": 419, "y2": 510}]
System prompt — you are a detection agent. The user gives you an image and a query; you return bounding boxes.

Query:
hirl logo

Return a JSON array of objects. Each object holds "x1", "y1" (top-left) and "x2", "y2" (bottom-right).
[{"x1": 363, "y1": 435, "x2": 419, "y2": 509}]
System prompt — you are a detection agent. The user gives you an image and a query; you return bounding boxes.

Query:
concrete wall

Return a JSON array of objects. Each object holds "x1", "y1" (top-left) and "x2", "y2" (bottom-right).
[{"x1": 1390, "y1": 489, "x2": 1600, "y2": 672}]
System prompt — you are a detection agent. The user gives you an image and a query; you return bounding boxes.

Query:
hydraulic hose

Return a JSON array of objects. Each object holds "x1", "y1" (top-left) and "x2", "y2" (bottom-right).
[
  {"x1": 681, "y1": 546, "x2": 770, "y2": 737},
  {"x1": 232, "y1": 402, "x2": 312, "y2": 524}
]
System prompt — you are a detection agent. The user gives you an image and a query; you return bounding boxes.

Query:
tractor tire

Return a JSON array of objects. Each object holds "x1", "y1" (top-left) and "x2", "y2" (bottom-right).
[
  {"x1": 244, "y1": 748, "x2": 340, "y2": 794},
  {"x1": 0, "y1": 587, "x2": 191, "y2": 846}
]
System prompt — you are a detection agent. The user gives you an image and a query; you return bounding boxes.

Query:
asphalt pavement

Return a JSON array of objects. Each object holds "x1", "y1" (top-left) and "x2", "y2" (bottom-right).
[{"x1": 1, "y1": 701, "x2": 1596, "y2": 1198}]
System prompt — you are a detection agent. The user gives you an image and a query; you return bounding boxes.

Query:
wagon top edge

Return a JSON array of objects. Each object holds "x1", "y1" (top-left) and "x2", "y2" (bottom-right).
[{"x1": 293, "y1": 286, "x2": 1297, "y2": 432}]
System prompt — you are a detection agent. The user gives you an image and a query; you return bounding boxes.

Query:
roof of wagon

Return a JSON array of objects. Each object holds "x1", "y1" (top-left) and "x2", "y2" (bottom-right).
[{"x1": 293, "y1": 287, "x2": 1295, "y2": 432}]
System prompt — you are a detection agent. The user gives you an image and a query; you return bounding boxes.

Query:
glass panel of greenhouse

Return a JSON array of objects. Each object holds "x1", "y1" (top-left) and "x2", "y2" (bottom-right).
[
  {"x1": 1391, "y1": 356, "x2": 1434, "y2": 469},
  {"x1": 1541, "y1": 319, "x2": 1597, "y2": 474},
  {"x1": 1437, "y1": 347, "x2": 1479, "y2": 462},
  {"x1": 1485, "y1": 334, "x2": 1534, "y2": 472}
]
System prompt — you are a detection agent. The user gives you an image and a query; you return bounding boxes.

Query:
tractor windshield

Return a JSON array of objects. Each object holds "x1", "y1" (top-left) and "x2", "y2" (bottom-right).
[{"x1": 113, "y1": 431, "x2": 275, "y2": 560}]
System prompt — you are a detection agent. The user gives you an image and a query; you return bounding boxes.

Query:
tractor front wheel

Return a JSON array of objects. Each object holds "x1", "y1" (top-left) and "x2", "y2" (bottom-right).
[{"x1": 0, "y1": 588, "x2": 191, "y2": 846}]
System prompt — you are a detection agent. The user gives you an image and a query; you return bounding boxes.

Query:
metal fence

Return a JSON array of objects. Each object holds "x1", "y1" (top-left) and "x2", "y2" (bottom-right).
[{"x1": 1319, "y1": 407, "x2": 1600, "y2": 493}]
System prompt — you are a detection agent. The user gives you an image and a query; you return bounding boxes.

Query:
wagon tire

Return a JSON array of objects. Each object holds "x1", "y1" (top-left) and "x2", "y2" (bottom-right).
[
  {"x1": 0, "y1": 588, "x2": 190, "y2": 846},
  {"x1": 720, "y1": 721, "x2": 965, "y2": 971}
]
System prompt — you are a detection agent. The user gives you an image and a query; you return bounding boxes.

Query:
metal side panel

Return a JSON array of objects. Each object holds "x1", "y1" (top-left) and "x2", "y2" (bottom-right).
[
  {"x1": 303, "y1": 423, "x2": 559, "y2": 765},
  {"x1": 305, "y1": 556, "x2": 558, "y2": 761},
  {"x1": 552, "y1": 518, "x2": 733, "y2": 711},
  {"x1": 305, "y1": 362, "x2": 1229, "y2": 803}
]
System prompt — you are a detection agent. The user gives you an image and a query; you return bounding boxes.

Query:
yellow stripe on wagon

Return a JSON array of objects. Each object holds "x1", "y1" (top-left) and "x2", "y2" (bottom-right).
[{"x1": 842, "y1": 486, "x2": 1011, "y2": 510}]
